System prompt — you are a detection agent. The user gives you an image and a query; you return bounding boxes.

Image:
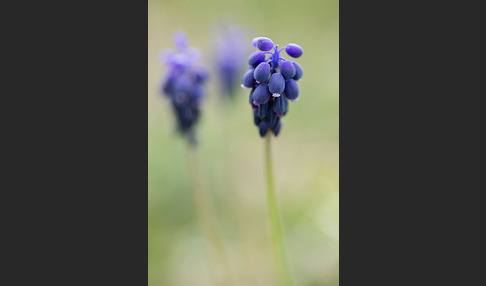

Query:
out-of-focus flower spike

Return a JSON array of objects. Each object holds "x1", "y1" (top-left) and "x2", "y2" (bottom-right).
[
  {"x1": 158, "y1": 31, "x2": 208, "y2": 143},
  {"x1": 214, "y1": 24, "x2": 249, "y2": 98}
]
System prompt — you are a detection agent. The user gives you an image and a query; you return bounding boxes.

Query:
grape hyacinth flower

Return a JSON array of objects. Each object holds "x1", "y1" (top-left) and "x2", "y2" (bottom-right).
[
  {"x1": 159, "y1": 32, "x2": 231, "y2": 284},
  {"x1": 243, "y1": 36, "x2": 304, "y2": 286},
  {"x1": 213, "y1": 25, "x2": 248, "y2": 98},
  {"x1": 242, "y1": 37, "x2": 303, "y2": 137},
  {"x1": 159, "y1": 31, "x2": 208, "y2": 144}
]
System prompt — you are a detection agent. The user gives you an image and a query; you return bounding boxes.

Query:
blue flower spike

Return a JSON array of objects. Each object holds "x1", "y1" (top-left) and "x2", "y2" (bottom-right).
[
  {"x1": 241, "y1": 37, "x2": 303, "y2": 137},
  {"x1": 159, "y1": 31, "x2": 208, "y2": 144}
]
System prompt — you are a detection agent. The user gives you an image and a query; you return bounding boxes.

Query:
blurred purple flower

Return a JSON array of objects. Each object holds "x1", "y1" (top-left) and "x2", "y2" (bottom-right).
[
  {"x1": 158, "y1": 31, "x2": 208, "y2": 144},
  {"x1": 213, "y1": 25, "x2": 249, "y2": 98}
]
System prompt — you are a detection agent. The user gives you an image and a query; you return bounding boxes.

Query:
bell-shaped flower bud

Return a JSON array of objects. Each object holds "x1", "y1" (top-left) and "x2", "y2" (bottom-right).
[
  {"x1": 256, "y1": 37, "x2": 275, "y2": 51},
  {"x1": 254, "y1": 62, "x2": 271, "y2": 82},
  {"x1": 253, "y1": 83, "x2": 271, "y2": 105},
  {"x1": 292, "y1": 62, "x2": 303, "y2": 80},
  {"x1": 273, "y1": 95, "x2": 288, "y2": 116},
  {"x1": 284, "y1": 79, "x2": 300, "y2": 101},
  {"x1": 253, "y1": 109, "x2": 262, "y2": 126},
  {"x1": 248, "y1": 51, "x2": 266, "y2": 68},
  {"x1": 256, "y1": 102, "x2": 269, "y2": 119},
  {"x1": 272, "y1": 121, "x2": 282, "y2": 136},
  {"x1": 285, "y1": 43, "x2": 303, "y2": 58},
  {"x1": 242, "y1": 69, "x2": 256, "y2": 88},
  {"x1": 268, "y1": 73, "x2": 285, "y2": 96},
  {"x1": 259, "y1": 121, "x2": 269, "y2": 137},
  {"x1": 280, "y1": 61, "x2": 296, "y2": 80}
]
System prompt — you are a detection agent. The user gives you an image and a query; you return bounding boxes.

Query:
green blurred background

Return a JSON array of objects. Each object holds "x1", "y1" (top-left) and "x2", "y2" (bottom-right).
[{"x1": 148, "y1": 0, "x2": 338, "y2": 285}]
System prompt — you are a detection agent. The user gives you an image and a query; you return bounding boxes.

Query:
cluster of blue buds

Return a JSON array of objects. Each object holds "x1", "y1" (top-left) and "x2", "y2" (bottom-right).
[
  {"x1": 241, "y1": 37, "x2": 304, "y2": 137},
  {"x1": 159, "y1": 32, "x2": 208, "y2": 143},
  {"x1": 214, "y1": 26, "x2": 248, "y2": 98}
]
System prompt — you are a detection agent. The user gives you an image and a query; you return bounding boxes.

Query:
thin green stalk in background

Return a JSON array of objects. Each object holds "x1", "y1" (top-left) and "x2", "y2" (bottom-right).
[
  {"x1": 186, "y1": 143, "x2": 232, "y2": 286},
  {"x1": 265, "y1": 133, "x2": 294, "y2": 286}
]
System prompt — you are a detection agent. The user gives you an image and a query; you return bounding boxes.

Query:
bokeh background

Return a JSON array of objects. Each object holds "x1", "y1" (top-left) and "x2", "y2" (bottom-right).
[{"x1": 148, "y1": 0, "x2": 338, "y2": 285}]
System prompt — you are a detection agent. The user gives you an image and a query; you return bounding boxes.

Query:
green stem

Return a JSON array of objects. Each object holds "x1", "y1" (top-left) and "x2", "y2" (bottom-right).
[
  {"x1": 265, "y1": 134, "x2": 294, "y2": 286},
  {"x1": 187, "y1": 143, "x2": 232, "y2": 286}
]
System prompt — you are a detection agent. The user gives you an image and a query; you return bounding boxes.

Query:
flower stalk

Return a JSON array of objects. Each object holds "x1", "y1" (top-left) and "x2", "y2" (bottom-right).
[
  {"x1": 186, "y1": 143, "x2": 232, "y2": 286},
  {"x1": 264, "y1": 133, "x2": 293, "y2": 286}
]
